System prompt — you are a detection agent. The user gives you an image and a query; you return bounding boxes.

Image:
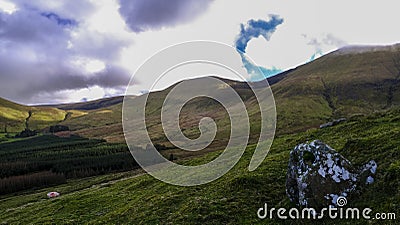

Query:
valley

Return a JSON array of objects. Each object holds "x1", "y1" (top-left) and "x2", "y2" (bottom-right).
[
  {"x1": 0, "y1": 109, "x2": 399, "y2": 224},
  {"x1": 0, "y1": 44, "x2": 400, "y2": 224}
]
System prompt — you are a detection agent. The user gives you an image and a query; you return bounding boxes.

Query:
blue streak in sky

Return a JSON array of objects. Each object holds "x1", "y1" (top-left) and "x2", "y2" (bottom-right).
[
  {"x1": 41, "y1": 12, "x2": 77, "y2": 27},
  {"x1": 235, "y1": 15, "x2": 284, "y2": 53},
  {"x1": 235, "y1": 15, "x2": 284, "y2": 80},
  {"x1": 240, "y1": 54, "x2": 282, "y2": 81},
  {"x1": 309, "y1": 50, "x2": 323, "y2": 62}
]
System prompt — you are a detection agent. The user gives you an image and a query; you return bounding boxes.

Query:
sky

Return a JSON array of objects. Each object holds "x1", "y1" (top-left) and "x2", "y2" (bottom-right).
[{"x1": 0, "y1": 0, "x2": 399, "y2": 105}]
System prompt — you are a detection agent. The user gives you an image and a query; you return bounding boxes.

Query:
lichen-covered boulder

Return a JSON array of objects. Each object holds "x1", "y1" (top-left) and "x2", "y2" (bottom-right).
[{"x1": 286, "y1": 140, "x2": 377, "y2": 209}]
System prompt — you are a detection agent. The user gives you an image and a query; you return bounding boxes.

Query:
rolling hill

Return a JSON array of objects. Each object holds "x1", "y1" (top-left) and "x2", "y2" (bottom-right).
[
  {"x1": 1, "y1": 44, "x2": 400, "y2": 224},
  {"x1": 273, "y1": 44, "x2": 400, "y2": 133},
  {"x1": 1, "y1": 108, "x2": 399, "y2": 224},
  {"x1": 1, "y1": 44, "x2": 400, "y2": 144},
  {"x1": 57, "y1": 44, "x2": 400, "y2": 142},
  {"x1": 44, "y1": 96, "x2": 124, "y2": 111},
  {"x1": 0, "y1": 97, "x2": 67, "y2": 133}
]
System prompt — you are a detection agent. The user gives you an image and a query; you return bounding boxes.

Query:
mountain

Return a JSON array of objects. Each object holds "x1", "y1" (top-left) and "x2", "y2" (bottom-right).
[
  {"x1": 0, "y1": 97, "x2": 66, "y2": 132},
  {"x1": 0, "y1": 96, "x2": 124, "y2": 136},
  {"x1": 60, "y1": 43, "x2": 400, "y2": 142},
  {"x1": 273, "y1": 43, "x2": 400, "y2": 133},
  {"x1": 43, "y1": 96, "x2": 124, "y2": 111},
  {"x1": 1, "y1": 44, "x2": 400, "y2": 224},
  {"x1": 1, "y1": 44, "x2": 400, "y2": 142}
]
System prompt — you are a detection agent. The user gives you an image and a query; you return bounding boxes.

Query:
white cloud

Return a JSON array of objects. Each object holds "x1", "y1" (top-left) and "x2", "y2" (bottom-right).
[
  {"x1": 0, "y1": 0, "x2": 17, "y2": 14},
  {"x1": 72, "y1": 58, "x2": 106, "y2": 74},
  {"x1": 34, "y1": 85, "x2": 124, "y2": 105}
]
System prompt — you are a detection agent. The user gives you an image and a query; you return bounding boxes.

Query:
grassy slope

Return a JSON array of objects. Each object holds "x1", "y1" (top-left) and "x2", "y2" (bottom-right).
[
  {"x1": 59, "y1": 103, "x2": 124, "y2": 143},
  {"x1": 50, "y1": 45, "x2": 400, "y2": 143},
  {"x1": 0, "y1": 96, "x2": 124, "y2": 142},
  {"x1": 0, "y1": 99, "x2": 27, "y2": 132},
  {"x1": 273, "y1": 45, "x2": 400, "y2": 133},
  {"x1": 1, "y1": 109, "x2": 399, "y2": 224},
  {"x1": 59, "y1": 79, "x2": 266, "y2": 145},
  {"x1": 1, "y1": 44, "x2": 400, "y2": 223},
  {"x1": 0, "y1": 98, "x2": 67, "y2": 132},
  {"x1": 1, "y1": 45, "x2": 400, "y2": 142},
  {"x1": 46, "y1": 96, "x2": 124, "y2": 111}
]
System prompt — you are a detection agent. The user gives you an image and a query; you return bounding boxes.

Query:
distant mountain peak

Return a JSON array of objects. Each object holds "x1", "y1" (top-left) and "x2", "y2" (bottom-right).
[{"x1": 334, "y1": 43, "x2": 400, "y2": 55}]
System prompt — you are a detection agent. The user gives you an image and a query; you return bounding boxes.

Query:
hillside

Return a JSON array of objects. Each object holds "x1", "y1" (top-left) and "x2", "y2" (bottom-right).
[
  {"x1": 1, "y1": 109, "x2": 399, "y2": 224},
  {"x1": 59, "y1": 77, "x2": 270, "y2": 145},
  {"x1": 2, "y1": 44, "x2": 400, "y2": 143},
  {"x1": 1, "y1": 44, "x2": 400, "y2": 224},
  {"x1": 273, "y1": 44, "x2": 400, "y2": 133},
  {"x1": 0, "y1": 97, "x2": 67, "y2": 132},
  {"x1": 57, "y1": 44, "x2": 400, "y2": 142},
  {"x1": 44, "y1": 96, "x2": 124, "y2": 111}
]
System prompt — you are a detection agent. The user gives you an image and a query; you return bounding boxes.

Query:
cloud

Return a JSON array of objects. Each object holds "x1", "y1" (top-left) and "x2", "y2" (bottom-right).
[
  {"x1": 240, "y1": 54, "x2": 282, "y2": 81},
  {"x1": 304, "y1": 33, "x2": 347, "y2": 61},
  {"x1": 234, "y1": 15, "x2": 284, "y2": 80},
  {"x1": 12, "y1": 0, "x2": 96, "y2": 21},
  {"x1": 40, "y1": 12, "x2": 78, "y2": 26},
  {"x1": 3, "y1": 0, "x2": 222, "y2": 104},
  {"x1": 118, "y1": 0, "x2": 214, "y2": 33},
  {"x1": 235, "y1": 14, "x2": 284, "y2": 53},
  {"x1": 34, "y1": 85, "x2": 125, "y2": 104},
  {"x1": 0, "y1": 1, "x2": 133, "y2": 104}
]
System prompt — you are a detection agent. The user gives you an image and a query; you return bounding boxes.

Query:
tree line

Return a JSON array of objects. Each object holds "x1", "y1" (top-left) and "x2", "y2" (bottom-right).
[{"x1": 0, "y1": 135, "x2": 141, "y2": 195}]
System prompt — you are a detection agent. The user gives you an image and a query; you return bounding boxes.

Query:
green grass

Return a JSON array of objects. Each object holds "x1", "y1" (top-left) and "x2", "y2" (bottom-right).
[
  {"x1": 2, "y1": 45, "x2": 400, "y2": 144},
  {"x1": 0, "y1": 98, "x2": 67, "y2": 132},
  {"x1": 0, "y1": 110, "x2": 399, "y2": 224},
  {"x1": 28, "y1": 107, "x2": 67, "y2": 129},
  {"x1": 39, "y1": 47, "x2": 400, "y2": 143},
  {"x1": 1, "y1": 46, "x2": 400, "y2": 224},
  {"x1": 0, "y1": 135, "x2": 138, "y2": 185},
  {"x1": 3, "y1": 45, "x2": 400, "y2": 142},
  {"x1": 271, "y1": 47, "x2": 400, "y2": 133}
]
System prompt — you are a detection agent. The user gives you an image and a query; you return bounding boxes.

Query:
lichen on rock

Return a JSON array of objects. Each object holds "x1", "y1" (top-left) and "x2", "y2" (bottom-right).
[{"x1": 286, "y1": 140, "x2": 377, "y2": 209}]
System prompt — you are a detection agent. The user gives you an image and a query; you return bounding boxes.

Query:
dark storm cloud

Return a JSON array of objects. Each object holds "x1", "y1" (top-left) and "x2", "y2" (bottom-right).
[
  {"x1": 0, "y1": 2, "x2": 132, "y2": 104},
  {"x1": 70, "y1": 31, "x2": 131, "y2": 61},
  {"x1": 13, "y1": 65, "x2": 130, "y2": 99},
  {"x1": 12, "y1": 0, "x2": 96, "y2": 21},
  {"x1": 235, "y1": 15, "x2": 284, "y2": 53},
  {"x1": 118, "y1": 0, "x2": 214, "y2": 33},
  {"x1": 0, "y1": 9, "x2": 69, "y2": 44}
]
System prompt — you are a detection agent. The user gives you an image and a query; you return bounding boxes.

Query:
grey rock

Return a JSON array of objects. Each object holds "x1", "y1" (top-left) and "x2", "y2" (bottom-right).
[
  {"x1": 320, "y1": 118, "x2": 347, "y2": 129},
  {"x1": 286, "y1": 140, "x2": 376, "y2": 209}
]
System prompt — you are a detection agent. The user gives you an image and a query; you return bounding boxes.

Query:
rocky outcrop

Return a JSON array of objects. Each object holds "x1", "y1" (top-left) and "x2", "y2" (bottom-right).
[
  {"x1": 286, "y1": 140, "x2": 376, "y2": 209},
  {"x1": 319, "y1": 118, "x2": 347, "y2": 129}
]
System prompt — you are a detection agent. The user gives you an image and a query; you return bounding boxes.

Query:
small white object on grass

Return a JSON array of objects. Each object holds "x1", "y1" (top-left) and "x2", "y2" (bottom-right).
[{"x1": 47, "y1": 192, "x2": 60, "y2": 198}]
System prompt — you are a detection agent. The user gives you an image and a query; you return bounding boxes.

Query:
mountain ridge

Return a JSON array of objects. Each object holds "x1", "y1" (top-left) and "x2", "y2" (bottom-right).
[{"x1": 1, "y1": 43, "x2": 400, "y2": 142}]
